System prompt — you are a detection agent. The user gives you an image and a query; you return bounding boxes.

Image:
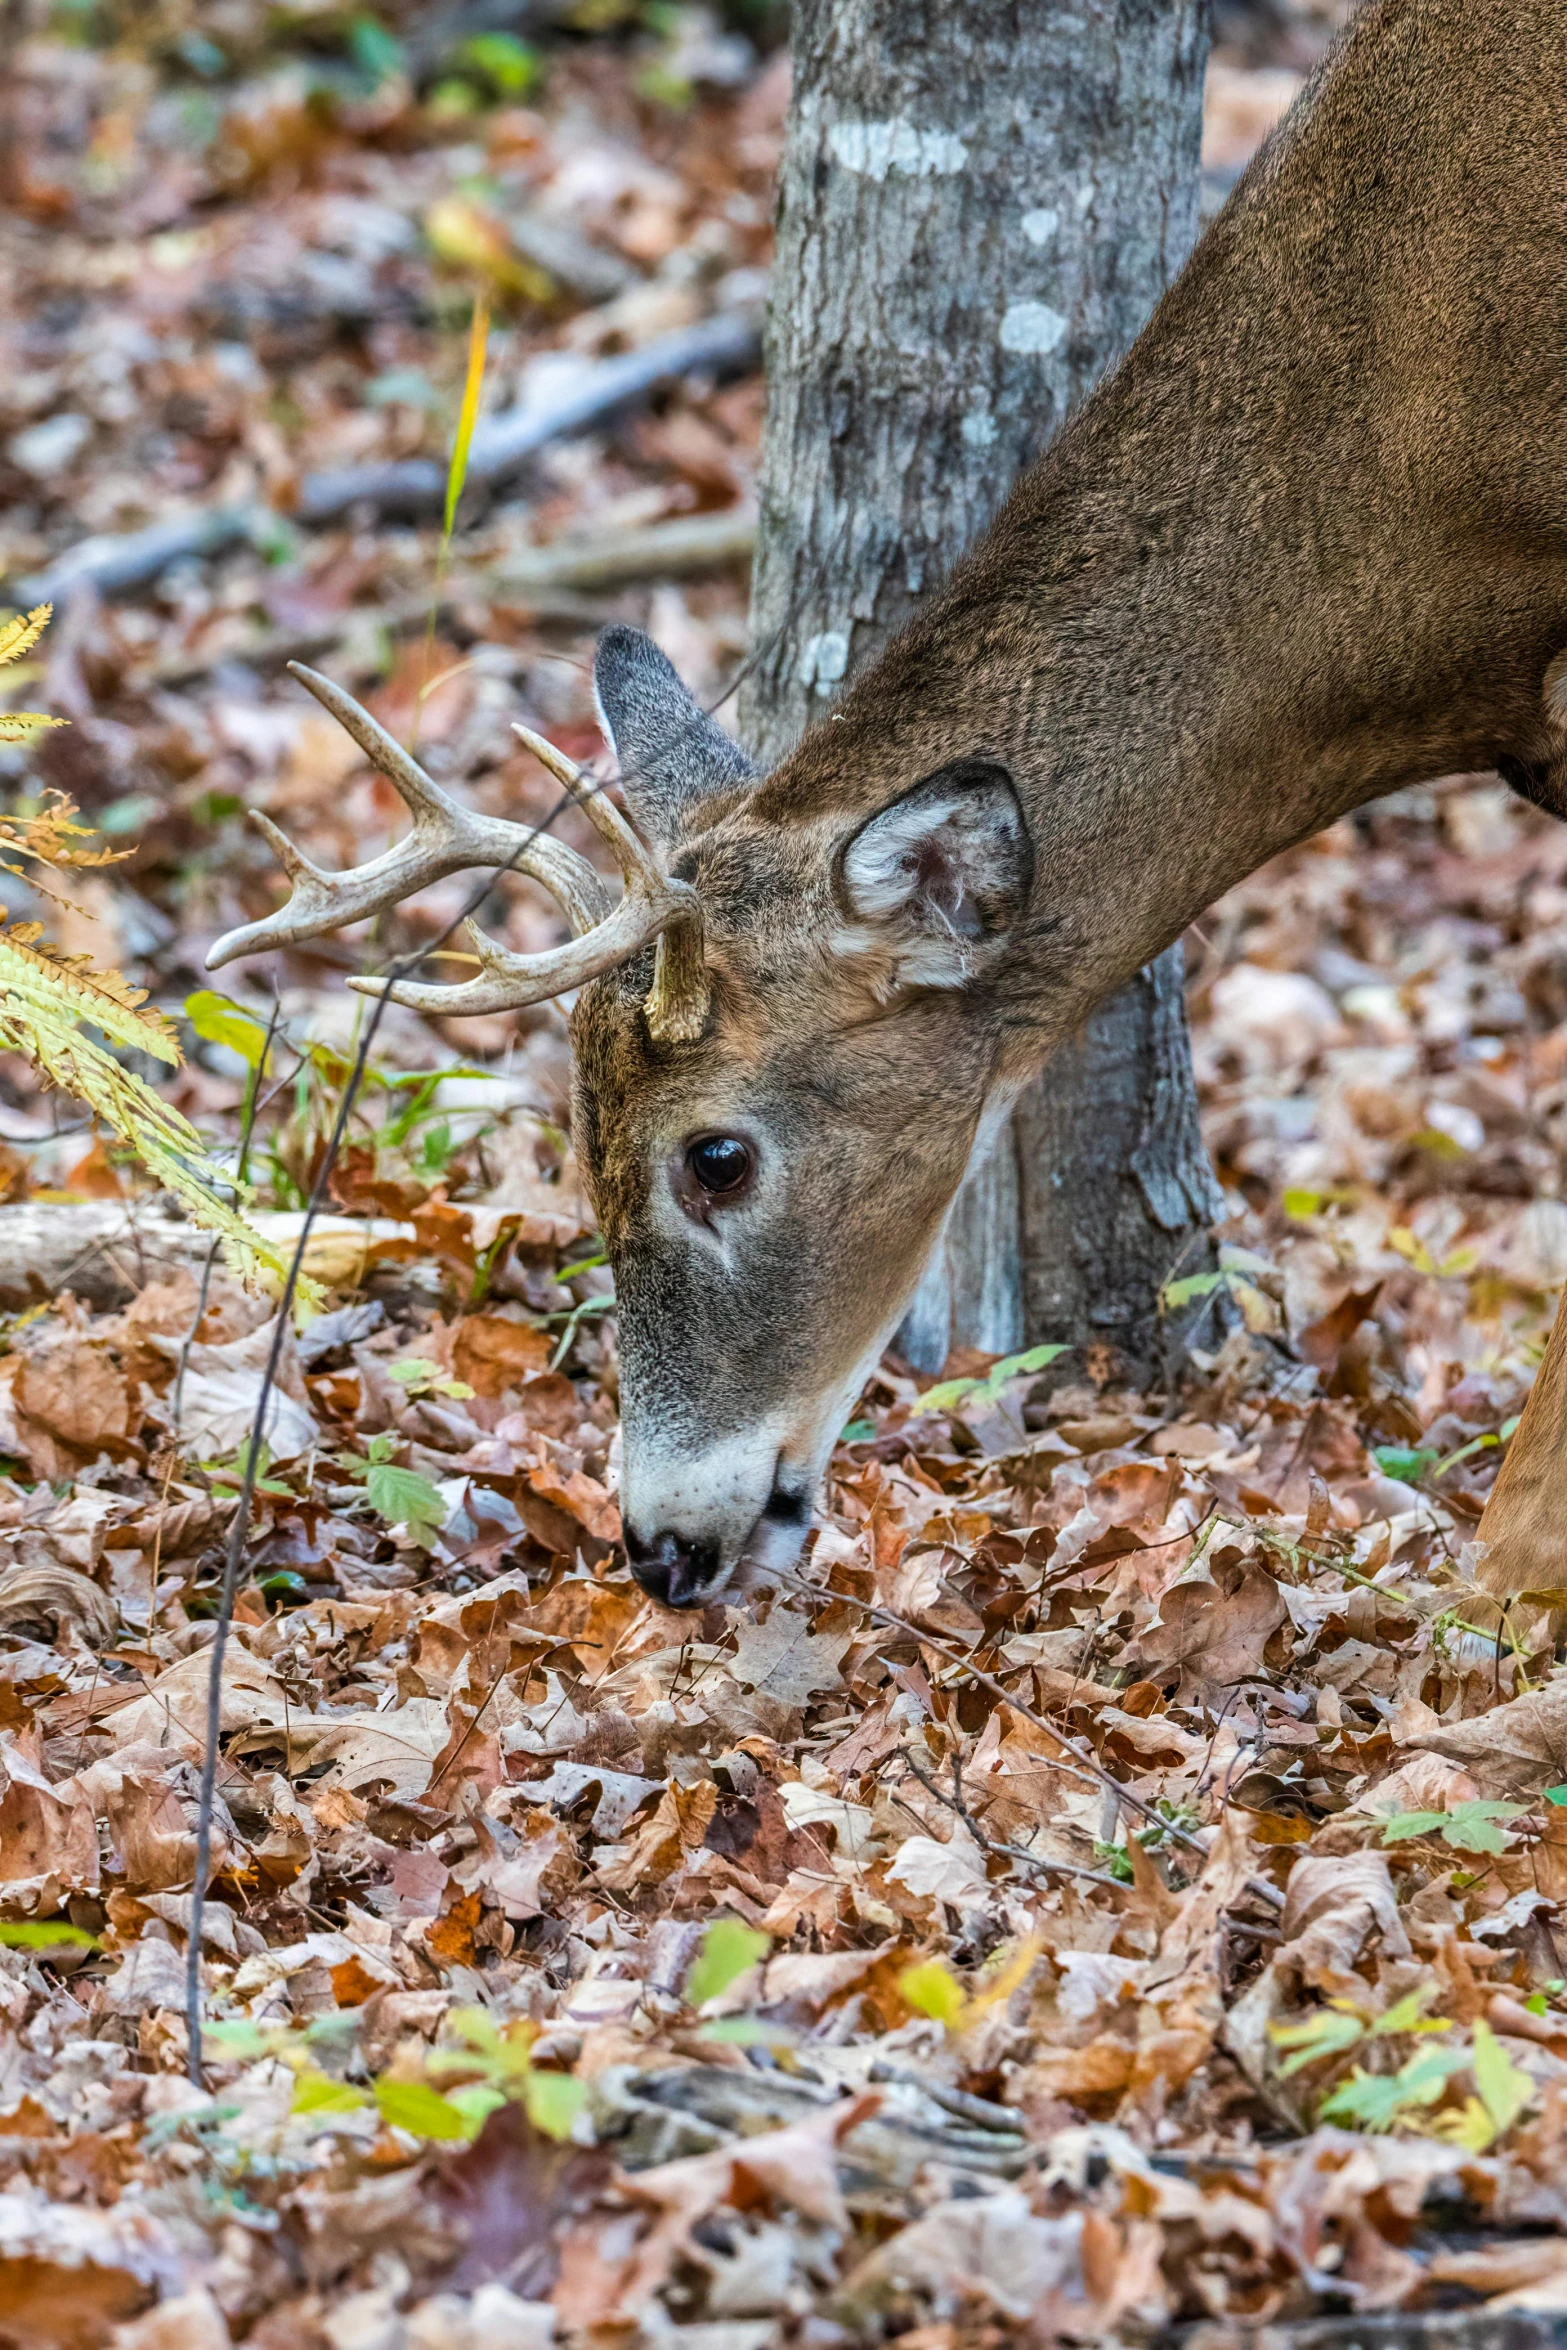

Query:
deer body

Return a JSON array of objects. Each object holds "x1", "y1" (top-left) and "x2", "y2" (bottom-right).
[{"x1": 213, "y1": 0, "x2": 1567, "y2": 1606}]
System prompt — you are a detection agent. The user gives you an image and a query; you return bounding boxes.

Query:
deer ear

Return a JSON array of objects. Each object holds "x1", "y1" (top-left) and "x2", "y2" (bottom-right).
[
  {"x1": 593, "y1": 625, "x2": 756, "y2": 851},
  {"x1": 839, "y1": 761, "x2": 1031, "y2": 986}
]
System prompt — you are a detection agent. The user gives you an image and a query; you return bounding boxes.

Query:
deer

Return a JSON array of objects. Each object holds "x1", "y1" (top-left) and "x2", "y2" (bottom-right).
[{"x1": 209, "y1": 0, "x2": 1567, "y2": 1612}]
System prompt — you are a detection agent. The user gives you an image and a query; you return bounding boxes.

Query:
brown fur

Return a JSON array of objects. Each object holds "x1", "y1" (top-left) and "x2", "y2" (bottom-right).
[{"x1": 574, "y1": 0, "x2": 1567, "y2": 1589}]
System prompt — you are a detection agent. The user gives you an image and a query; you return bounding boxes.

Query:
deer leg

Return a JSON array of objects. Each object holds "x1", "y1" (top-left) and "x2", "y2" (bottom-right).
[
  {"x1": 1474, "y1": 655, "x2": 1567, "y2": 1616},
  {"x1": 1473, "y1": 1280, "x2": 1567, "y2": 1608},
  {"x1": 1497, "y1": 648, "x2": 1567, "y2": 820}
]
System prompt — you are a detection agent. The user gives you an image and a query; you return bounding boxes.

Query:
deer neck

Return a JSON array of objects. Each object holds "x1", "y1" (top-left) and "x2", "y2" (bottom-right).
[{"x1": 760, "y1": 0, "x2": 1567, "y2": 1062}]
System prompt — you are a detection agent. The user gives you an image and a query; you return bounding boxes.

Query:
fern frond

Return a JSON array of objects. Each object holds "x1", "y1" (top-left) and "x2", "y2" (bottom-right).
[
  {"x1": 0, "y1": 611, "x2": 317, "y2": 1305},
  {"x1": 0, "y1": 606, "x2": 54, "y2": 669},
  {"x1": 0, "y1": 714, "x2": 66, "y2": 744},
  {"x1": 0, "y1": 985, "x2": 315, "y2": 1301},
  {"x1": 0, "y1": 926, "x2": 178, "y2": 1062},
  {"x1": 0, "y1": 789, "x2": 125, "y2": 871}
]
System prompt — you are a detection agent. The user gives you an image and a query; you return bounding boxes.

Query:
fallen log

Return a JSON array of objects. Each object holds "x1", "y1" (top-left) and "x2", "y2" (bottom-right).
[
  {"x1": 140, "y1": 510, "x2": 755, "y2": 687},
  {"x1": 13, "y1": 307, "x2": 762, "y2": 605},
  {"x1": 0, "y1": 1203, "x2": 418, "y2": 1312},
  {"x1": 291, "y1": 307, "x2": 761, "y2": 527}
]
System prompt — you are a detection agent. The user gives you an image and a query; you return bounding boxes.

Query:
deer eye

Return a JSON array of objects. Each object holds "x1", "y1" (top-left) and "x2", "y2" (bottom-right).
[{"x1": 686, "y1": 1133, "x2": 752, "y2": 1200}]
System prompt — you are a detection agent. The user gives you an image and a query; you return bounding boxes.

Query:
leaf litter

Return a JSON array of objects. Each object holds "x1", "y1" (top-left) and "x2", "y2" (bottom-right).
[{"x1": 6, "y1": 0, "x2": 1567, "y2": 2343}]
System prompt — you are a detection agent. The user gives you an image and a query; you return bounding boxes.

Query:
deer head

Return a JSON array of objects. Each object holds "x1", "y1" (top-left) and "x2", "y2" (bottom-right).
[{"x1": 208, "y1": 629, "x2": 1036, "y2": 1606}]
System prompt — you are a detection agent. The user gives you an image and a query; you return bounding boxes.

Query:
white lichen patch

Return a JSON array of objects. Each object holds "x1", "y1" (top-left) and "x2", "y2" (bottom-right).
[
  {"x1": 827, "y1": 119, "x2": 969, "y2": 180},
  {"x1": 1000, "y1": 299, "x2": 1068, "y2": 355}
]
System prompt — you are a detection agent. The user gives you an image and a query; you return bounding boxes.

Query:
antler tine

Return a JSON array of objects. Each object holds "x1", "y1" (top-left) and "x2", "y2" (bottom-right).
[
  {"x1": 346, "y1": 877, "x2": 698, "y2": 1019},
  {"x1": 205, "y1": 670, "x2": 613, "y2": 972},
  {"x1": 511, "y1": 721, "x2": 667, "y2": 898}
]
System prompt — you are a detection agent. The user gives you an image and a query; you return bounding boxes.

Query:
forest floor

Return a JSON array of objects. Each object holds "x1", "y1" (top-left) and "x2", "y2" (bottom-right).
[{"x1": 13, "y1": 5, "x2": 1567, "y2": 2348}]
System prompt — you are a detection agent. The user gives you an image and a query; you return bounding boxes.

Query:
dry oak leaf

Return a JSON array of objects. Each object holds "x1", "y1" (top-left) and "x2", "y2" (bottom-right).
[
  {"x1": 450, "y1": 1314, "x2": 552, "y2": 1397},
  {"x1": 0, "y1": 2186, "x2": 184, "y2": 2348},
  {"x1": 288, "y1": 1698, "x2": 451, "y2": 1799},
  {"x1": 1122, "y1": 1561, "x2": 1288, "y2": 1703},
  {"x1": 98, "y1": 1643, "x2": 292, "y2": 1760},
  {"x1": 458, "y1": 1811, "x2": 578, "y2": 1921},
  {"x1": 110, "y1": 2286, "x2": 233, "y2": 2350},
  {"x1": 553, "y1": 2089, "x2": 879, "y2": 2332},
  {"x1": 70, "y1": 1742, "x2": 237, "y2": 1892},
  {"x1": 1410, "y1": 1674, "x2": 1567, "y2": 1796},
  {"x1": 157, "y1": 1316, "x2": 318, "y2": 1464},
  {"x1": 1012, "y1": 2037, "x2": 1137, "y2": 2106},
  {"x1": 100, "y1": 1930, "x2": 190, "y2": 2019},
  {"x1": 1277, "y1": 1849, "x2": 1412, "y2": 1990},
  {"x1": 514, "y1": 1433, "x2": 619, "y2": 1544},
  {"x1": 696, "y1": 1605, "x2": 855, "y2": 1741},
  {"x1": 11, "y1": 1328, "x2": 132, "y2": 1460},
  {"x1": 0, "y1": 1562, "x2": 115, "y2": 1647},
  {"x1": 0, "y1": 1733, "x2": 99, "y2": 1912},
  {"x1": 835, "y1": 2191, "x2": 1108, "y2": 2329},
  {"x1": 885, "y1": 1825, "x2": 990, "y2": 1913},
  {"x1": 595, "y1": 1779, "x2": 718, "y2": 1889}
]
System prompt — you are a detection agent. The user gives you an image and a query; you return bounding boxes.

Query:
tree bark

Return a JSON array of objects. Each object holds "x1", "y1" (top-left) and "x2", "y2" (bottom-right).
[{"x1": 740, "y1": 0, "x2": 1220, "y2": 1382}]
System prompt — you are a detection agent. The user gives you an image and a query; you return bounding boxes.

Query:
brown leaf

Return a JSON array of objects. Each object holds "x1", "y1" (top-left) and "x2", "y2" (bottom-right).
[
  {"x1": 451, "y1": 1316, "x2": 552, "y2": 1397},
  {"x1": 0, "y1": 1563, "x2": 115, "y2": 1647},
  {"x1": 1410, "y1": 1676, "x2": 1567, "y2": 1796},
  {"x1": 0, "y1": 2192, "x2": 179, "y2": 2346},
  {"x1": 554, "y1": 2091, "x2": 879, "y2": 2332},
  {"x1": 1277, "y1": 1849, "x2": 1412, "y2": 1990},
  {"x1": 1122, "y1": 1560, "x2": 1288, "y2": 1702},
  {"x1": 11, "y1": 1330, "x2": 131, "y2": 1476},
  {"x1": 0, "y1": 1732, "x2": 99, "y2": 1911}
]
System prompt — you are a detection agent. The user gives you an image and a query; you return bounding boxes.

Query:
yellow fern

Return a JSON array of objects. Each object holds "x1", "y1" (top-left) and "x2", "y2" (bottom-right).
[
  {"x1": 0, "y1": 605, "x2": 67, "y2": 744},
  {"x1": 0, "y1": 610, "x2": 315, "y2": 1303}
]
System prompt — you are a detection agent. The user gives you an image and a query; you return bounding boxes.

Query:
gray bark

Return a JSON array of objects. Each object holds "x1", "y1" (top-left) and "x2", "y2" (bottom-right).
[{"x1": 740, "y1": 0, "x2": 1220, "y2": 1382}]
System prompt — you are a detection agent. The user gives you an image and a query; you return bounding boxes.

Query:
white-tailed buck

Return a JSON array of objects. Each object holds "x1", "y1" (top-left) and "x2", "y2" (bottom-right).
[{"x1": 211, "y1": 0, "x2": 1567, "y2": 1608}]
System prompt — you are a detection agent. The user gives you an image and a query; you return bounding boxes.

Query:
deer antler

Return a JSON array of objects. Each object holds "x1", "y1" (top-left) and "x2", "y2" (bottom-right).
[{"x1": 205, "y1": 664, "x2": 709, "y2": 1043}]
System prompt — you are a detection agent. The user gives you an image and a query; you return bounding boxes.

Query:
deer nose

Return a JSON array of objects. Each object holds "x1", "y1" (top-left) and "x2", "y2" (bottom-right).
[{"x1": 623, "y1": 1524, "x2": 722, "y2": 1609}]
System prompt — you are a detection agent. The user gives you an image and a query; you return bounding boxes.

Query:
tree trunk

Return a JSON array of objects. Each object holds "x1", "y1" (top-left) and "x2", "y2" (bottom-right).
[{"x1": 741, "y1": 0, "x2": 1220, "y2": 1383}]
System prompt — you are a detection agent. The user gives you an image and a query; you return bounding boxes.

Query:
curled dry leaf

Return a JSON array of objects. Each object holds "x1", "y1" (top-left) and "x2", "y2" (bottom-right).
[
  {"x1": 1411, "y1": 1676, "x2": 1567, "y2": 1797},
  {"x1": 0, "y1": 1564, "x2": 115, "y2": 1648},
  {"x1": 156, "y1": 1318, "x2": 318, "y2": 1464}
]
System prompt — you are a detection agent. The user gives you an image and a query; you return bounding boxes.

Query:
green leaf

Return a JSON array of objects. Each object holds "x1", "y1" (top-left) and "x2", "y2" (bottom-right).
[
  {"x1": 522, "y1": 2071, "x2": 586, "y2": 2141},
  {"x1": 1371, "y1": 1989, "x2": 1452, "y2": 2038},
  {"x1": 686, "y1": 1917, "x2": 770, "y2": 2007},
  {"x1": 839, "y1": 1419, "x2": 874, "y2": 1444},
  {"x1": 443, "y1": 2081, "x2": 507, "y2": 2135},
  {"x1": 349, "y1": 14, "x2": 405, "y2": 84},
  {"x1": 1544, "y1": 1786, "x2": 1567, "y2": 1807},
  {"x1": 1161, "y1": 1270, "x2": 1227, "y2": 1309},
  {"x1": 1471, "y1": 2018, "x2": 1533, "y2": 2141},
  {"x1": 291, "y1": 2066, "x2": 369, "y2": 2119},
  {"x1": 373, "y1": 2077, "x2": 480, "y2": 2141},
  {"x1": 1379, "y1": 1800, "x2": 1526, "y2": 1857},
  {"x1": 913, "y1": 1343, "x2": 1069, "y2": 1416},
  {"x1": 1373, "y1": 1445, "x2": 1440, "y2": 1486},
  {"x1": 364, "y1": 1461, "x2": 449, "y2": 1546},
  {"x1": 184, "y1": 989, "x2": 274, "y2": 1073},
  {"x1": 442, "y1": 295, "x2": 490, "y2": 540},
  {"x1": 698, "y1": 2017, "x2": 798, "y2": 2052},
  {"x1": 1269, "y1": 2007, "x2": 1366, "y2": 2076},
  {"x1": 0, "y1": 1918, "x2": 98, "y2": 1950},
  {"x1": 1318, "y1": 2043, "x2": 1466, "y2": 2131},
  {"x1": 897, "y1": 1958, "x2": 967, "y2": 2028},
  {"x1": 457, "y1": 31, "x2": 541, "y2": 94},
  {"x1": 205, "y1": 2020, "x2": 275, "y2": 2058}
]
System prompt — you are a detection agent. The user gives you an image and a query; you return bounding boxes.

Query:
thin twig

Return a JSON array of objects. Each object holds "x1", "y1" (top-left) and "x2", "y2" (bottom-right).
[
  {"x1": 898, "y1": 1744, "x2": 1128, "y2": 1895},
  {"x1": 173, "y1": 997, "x2": 283, "y2": 1439},
  {"x1": 775, "y1": 1566, "x2": 1286, "y2": 1914}
]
